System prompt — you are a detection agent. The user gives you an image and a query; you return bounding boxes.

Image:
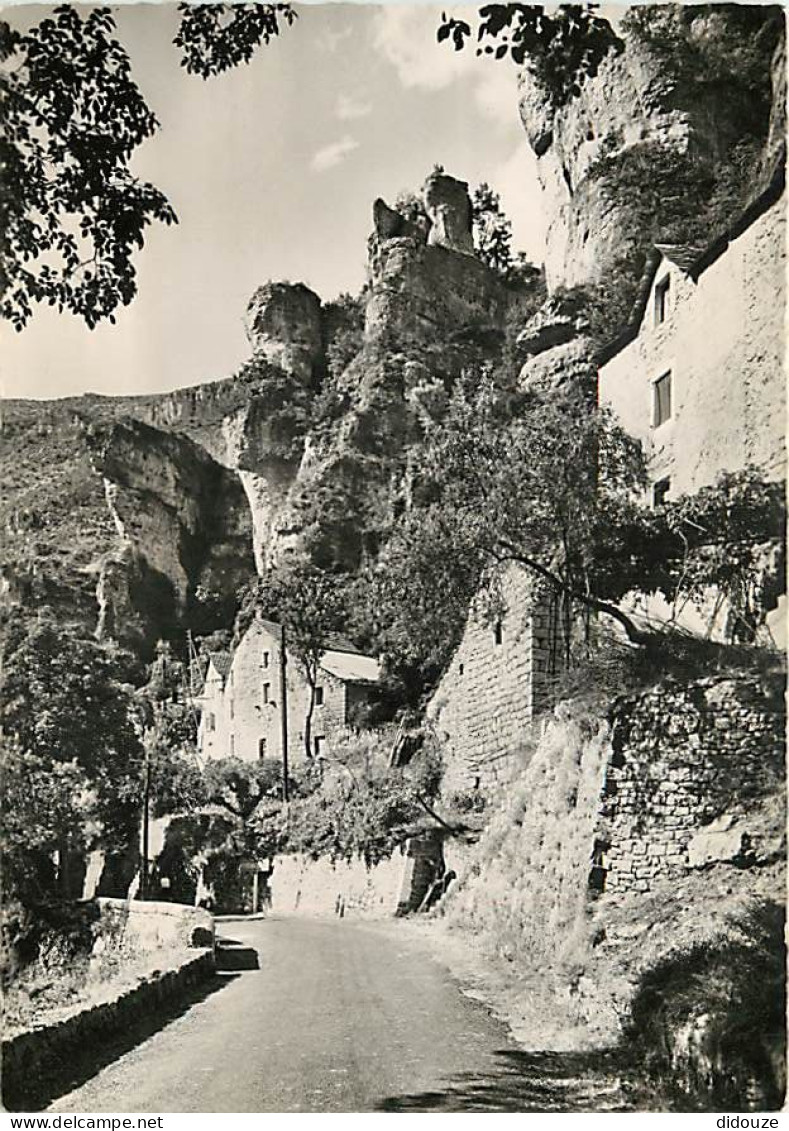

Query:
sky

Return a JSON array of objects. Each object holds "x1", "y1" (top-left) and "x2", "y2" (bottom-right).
[{"x1": 3, "y1": 3, "x2": 548, "y2": 400}]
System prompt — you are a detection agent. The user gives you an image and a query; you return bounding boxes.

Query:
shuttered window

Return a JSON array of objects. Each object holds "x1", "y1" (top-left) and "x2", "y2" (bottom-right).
[{"x1": 653, "y1": 371, "x2": 672, "y2": 427}]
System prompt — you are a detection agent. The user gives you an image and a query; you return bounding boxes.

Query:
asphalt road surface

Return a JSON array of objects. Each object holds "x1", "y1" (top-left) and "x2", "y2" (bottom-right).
[{"x1": 45, "y1": 918, "x2": 626, "y2": 1113}]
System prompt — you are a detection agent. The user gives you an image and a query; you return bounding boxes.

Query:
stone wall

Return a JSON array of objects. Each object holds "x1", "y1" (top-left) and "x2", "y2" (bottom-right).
[
  {"x1": 427, "y1": 565, "x2": 555, "y2": 794},
  {"x1": 2, "y1": 949, "x2": 214, "y2": 1111},
  {"x1": 599, "y1": 676, "x2": 785, "y2": 894},
  {"x1": 598, "y1": 193, "x2": 786, "y2": 498},
  {"x1": 270, "y1": 834, "x2": 442, "y2": 918},
  {"x1": 94, "y1": 897, "x2": 215, "y2": 953}
]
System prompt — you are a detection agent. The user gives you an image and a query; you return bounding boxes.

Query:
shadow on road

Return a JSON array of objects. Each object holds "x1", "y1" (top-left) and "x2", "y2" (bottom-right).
[
  {"x1": 376, "y1": 1048, "x2": 635, "y2": 1113},
  {"x1": 12, "y1": 952, "x2": 257, "y2": 1112}
]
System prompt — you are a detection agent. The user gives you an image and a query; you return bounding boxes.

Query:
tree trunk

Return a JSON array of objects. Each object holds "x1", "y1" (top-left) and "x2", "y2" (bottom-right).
[{"x1": 499, "y1": 544, "x2": 655, "y2": 646}]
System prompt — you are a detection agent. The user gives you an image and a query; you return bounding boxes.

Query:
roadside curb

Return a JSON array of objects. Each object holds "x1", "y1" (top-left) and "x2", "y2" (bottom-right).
[
  {"x1": 215, "y1": 913, "x2": 268, "y2": 923},
  {"x1": 2, "y1": 949, "x2": 215, "y2": 1110}
]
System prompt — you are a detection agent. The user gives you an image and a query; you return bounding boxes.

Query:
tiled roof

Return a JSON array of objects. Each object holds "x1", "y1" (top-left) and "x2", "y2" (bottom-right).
[
  {"x1": 320, "y1": 649, "x2": 380, "y2": 684},
  {"x1": 208, "y1": 651, "x2": 232, "y2": 679}
]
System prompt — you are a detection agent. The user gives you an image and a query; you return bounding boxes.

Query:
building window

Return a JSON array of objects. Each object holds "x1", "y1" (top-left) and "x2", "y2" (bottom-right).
[
  {"x1": 262, "y1": 651, "x2": 269, "y2": 668},
  {"x1": 314, "y1": 735, "x2": 325, "y2": 757},
  {"x1": 653, "y1": 371, "x2": 672, "y2": 427},
  {"x1": 207, "y1": 712, "x2": 216, "y2": 732},
  {"x1": 229, "y1": 698, "x2": 234, "y2": 720},
  {"x1": 652, "y1": 477, "x2": 671, "y2": 508},
  {"x1": 258, "y1": 737, "x2": 267, "y2": 760},
  {"x1": 230, "y1": 734, "x2": 235, "y2": 756},
  {"x1": 458, "y1": 663, "x2": 464, "y2": 676},
  {"x1": 263, "y1": 682, "x2": 271, "y2": 704},
  {"x1": 315, "y1": 685, "x2": 324, "y2": 707},
  {"x1": 654, "y1": 275, "x2": 670, "y2": 325},
  {"x1": 494, "y1": 621, "x2": 503, "y2": 646}
]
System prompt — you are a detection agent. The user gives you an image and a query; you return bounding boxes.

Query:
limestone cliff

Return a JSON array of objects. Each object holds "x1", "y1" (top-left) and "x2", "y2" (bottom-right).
[
  {"x1": 96, "y1": 419, "x2": 255, "y2": 648},
  {"x1": 0, "y1": 172, "x2": 509, "y2": 649},
  {"x1": 272, "y1": 172, "x2": 509, "y2": 570},
  {"x1": 244, "y1": 281, "x2": 323, "y2": 382},
  {"x1": 517, "y1": 4, "x2": 784, "y2": 288},
  {"x1": 365, "y1": 172, "x2": 505, "y2": 343}
]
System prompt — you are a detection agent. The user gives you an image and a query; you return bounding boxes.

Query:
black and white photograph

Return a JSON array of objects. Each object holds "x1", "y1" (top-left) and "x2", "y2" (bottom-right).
[{"x1": 0, "y1": 0, "x2": 786, "y2": 1115}]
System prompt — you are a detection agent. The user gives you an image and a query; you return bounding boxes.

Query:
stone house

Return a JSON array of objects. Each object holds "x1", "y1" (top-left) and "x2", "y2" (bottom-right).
[
  {"x1": 196, "y1": 614, "x2": 380, "y2": 768},
  {"x1": 598, "y1": 170, "x2": 786, "y2": 640}
]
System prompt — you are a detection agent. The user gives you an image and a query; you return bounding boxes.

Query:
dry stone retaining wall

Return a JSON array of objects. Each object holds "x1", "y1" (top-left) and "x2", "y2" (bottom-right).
[
  {"x1": 3, "y1": 900, "x2": 214, "y2": 1110},
  {"x1": 2, "y1": 950, "x2": 214, "y2": 1111},
  {"x1": 600, "y1": 676, "x2": 785, "y2": 894}
]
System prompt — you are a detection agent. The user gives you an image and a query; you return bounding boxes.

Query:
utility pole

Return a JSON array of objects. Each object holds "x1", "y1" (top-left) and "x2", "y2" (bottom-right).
[
  {"x1": 279, "y1": 624, "x2": 290, "y2": 802},
  {"x1": 140, "y1": 641, "x2": 167, "y2": 900},
  {"x1": 140, "y1": 746, "x2": 151, "y2": 900}
]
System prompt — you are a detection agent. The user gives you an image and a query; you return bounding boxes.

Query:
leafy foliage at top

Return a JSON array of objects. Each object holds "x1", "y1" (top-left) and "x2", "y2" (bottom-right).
[
  {"x1": 174, "y1": 3, "x2": 297, "y2": 78},
  {"x1": 437, "y1": 4, "x2": 623, "y2": 105},
  {"x1": 1, "y1": 3, "x2": 297, "y2": 329},
  {"x1": 1, "y1": 6, "x2": 177, "y2": 330}
]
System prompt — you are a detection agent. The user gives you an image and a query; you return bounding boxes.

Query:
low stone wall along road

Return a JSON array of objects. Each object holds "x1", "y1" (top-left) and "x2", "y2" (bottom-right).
[{"x1": 47, "y1": 918, "x2": 627, "y2": 1113}]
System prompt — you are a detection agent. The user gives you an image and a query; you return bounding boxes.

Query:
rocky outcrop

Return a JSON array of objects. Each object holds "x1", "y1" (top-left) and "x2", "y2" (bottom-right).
[
  {"x1": 365, "y1": 173, "x2": 505, "y2": 342},
  {"x1": 423, "y1": 170, "x2": 475, "y2": 254},
  {"x1": 517, "y1": 6, "x2": 783, "y2": 287},
  {"x1": 516, "y1": 296, "x2": 596, "y2": 394},
  {"x1": 244, "y1": 281, "x2": 323, "y2": 382}
]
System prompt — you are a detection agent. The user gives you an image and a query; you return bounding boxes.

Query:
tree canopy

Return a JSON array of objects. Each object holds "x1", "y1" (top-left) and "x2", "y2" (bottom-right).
[
  {"x1": 437, "y1": 4, "x2": 623, "y2": 105},
  {"x1": 371, "y1": 374, "x2": 651, "y2": 678},
  {"x1": 1, "y1": 6, "x2": 177, "y2": 330},
  {"x1": 1, "y1": 3, "x2": 295, "y2": 330},
  {"x1": 371, "y1": 370, "x2": 786, "y2": 683},
  {"x1": 0, "y1": 615, "x2": 144, "y2": 901}
]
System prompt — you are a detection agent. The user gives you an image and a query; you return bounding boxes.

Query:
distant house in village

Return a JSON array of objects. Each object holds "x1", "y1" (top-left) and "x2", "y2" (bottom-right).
[
  {"x1": 196, "y1": 614, "x2": 380, "y2": 767},
  {"x1": 429, "y1": 170, "x2": 786, "y2": 789}
]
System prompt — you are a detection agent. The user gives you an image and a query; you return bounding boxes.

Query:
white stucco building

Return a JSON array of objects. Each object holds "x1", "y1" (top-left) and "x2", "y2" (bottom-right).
[
  {"x1": 598, "y1": 173, "x2": 786, "y2": 504},
  {"x1": 597, "y1": 172, "x2": 786, "y2": 641}
]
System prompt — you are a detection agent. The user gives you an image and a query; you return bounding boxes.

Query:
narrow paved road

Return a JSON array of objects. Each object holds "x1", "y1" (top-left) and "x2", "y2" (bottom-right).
[{"x1": 46, "y1": 918, "x2": 626, "y2": 1113}]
